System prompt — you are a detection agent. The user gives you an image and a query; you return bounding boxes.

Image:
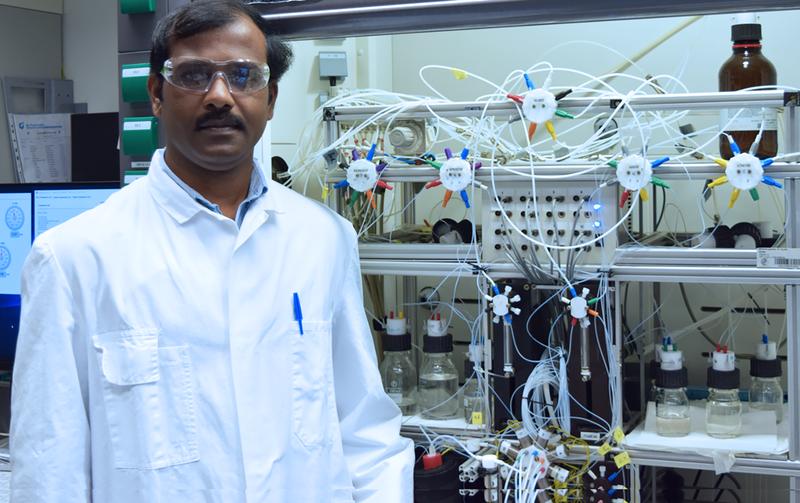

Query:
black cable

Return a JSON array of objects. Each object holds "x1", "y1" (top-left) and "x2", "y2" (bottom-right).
[{"x1": 654, "y1": 185, "x2": 668, "y2": 232}]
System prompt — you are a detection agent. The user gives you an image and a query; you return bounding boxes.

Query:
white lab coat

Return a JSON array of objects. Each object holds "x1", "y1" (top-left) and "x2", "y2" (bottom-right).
[{"x1": 10, "y1": 149, "x2": 414, "y2": 503}]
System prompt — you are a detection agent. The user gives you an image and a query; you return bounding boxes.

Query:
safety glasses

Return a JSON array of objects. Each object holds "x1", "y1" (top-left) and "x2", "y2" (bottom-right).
[{"x1": 161, "y1": 57, "x2": 271, "y2": 95}]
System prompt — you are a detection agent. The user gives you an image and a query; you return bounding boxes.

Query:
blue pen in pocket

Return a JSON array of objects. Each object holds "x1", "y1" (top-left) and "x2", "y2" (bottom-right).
[{"x1": 293, "y1": 292, "x2": 304, "y2": 335}]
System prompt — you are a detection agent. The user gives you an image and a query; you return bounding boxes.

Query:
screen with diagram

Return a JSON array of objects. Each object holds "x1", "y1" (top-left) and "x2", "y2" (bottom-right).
[
  {"x1": 34, "y1": 188, "x2": 117, "y2": 239},
  {"x1": 0, "y1": 193, "x2": 32, "y2": 296}
]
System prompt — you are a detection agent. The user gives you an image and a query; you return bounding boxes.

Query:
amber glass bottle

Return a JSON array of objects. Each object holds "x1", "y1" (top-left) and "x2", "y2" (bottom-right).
[{"x1": 719, "y1": 19, "x2": 777, "y2": 160}]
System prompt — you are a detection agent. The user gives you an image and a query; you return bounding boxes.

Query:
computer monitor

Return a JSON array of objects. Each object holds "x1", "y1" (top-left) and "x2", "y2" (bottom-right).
[{"x1": 0, "y1": 182, "x2": 119, "y2": 363}]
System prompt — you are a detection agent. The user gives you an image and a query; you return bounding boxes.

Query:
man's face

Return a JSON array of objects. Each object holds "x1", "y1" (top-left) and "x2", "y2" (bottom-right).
[{"x1": 148, "y1": 15, "x2": 277, "y2": 172}]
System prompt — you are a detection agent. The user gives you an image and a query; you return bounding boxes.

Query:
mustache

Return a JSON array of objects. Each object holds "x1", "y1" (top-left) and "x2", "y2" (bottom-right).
[{"x1": 195, "y1": 111, "x2": 245, "y2": 130}]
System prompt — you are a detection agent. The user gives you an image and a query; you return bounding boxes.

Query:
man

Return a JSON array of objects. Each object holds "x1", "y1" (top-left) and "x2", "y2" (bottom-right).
[{"x1": 10, "y1": 1, "x2": 414, "y2": 501}]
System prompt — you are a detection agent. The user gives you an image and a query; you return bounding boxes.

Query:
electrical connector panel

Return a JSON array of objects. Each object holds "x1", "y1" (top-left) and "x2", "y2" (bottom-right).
[{"x1": 481, "y1": 181, "x2": 618, "y2": 264}]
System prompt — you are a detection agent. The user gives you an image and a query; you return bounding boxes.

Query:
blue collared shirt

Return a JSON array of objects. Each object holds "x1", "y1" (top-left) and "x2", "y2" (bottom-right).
[{"x1": 161, "y1": 158, "x2": 268, "y2": 227}]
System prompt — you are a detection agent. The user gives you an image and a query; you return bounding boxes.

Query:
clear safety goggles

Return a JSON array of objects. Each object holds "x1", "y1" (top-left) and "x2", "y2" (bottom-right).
[{"x1": 161, "y1": 57, "x2": 271, "y2": 95}]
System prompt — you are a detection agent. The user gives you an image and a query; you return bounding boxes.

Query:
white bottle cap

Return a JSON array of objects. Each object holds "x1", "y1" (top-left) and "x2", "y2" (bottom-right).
[
  {"x1": 757, "y1": 341, "x2": 777, "y2": 360},
  {"x1": 712, "y1": 350, "x2": 736, "y2": 371},
  {"x1": 386, "y1": 317, "x2": 406, "y2": 336},
  {"x1": 427, "y1": 318, "x2": 446, "y2": 337},
  {"x1": 660, "y1": 350, "x2": 683, "y2": 371},
  {"x1": 480, "y1": 454, "x2": 498, "y2": 470},
  {"x1": 732, "y1": 12, "x2": 758, "y2": 25}
]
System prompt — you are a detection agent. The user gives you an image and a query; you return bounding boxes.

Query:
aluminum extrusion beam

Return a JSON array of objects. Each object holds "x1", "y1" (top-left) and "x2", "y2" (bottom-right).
[
  {"x1": 329, "y1": 162, "x2": 800, "y2": 183},
  {"x1": 325, "y1": 91, "x2": 792, "y2": 122},
  {"x1": 252, "y1": 0, "x2": 800, "y2": 40},
  {"x1": 627, "y1": 449, "x2": 800, "y2": 477}
]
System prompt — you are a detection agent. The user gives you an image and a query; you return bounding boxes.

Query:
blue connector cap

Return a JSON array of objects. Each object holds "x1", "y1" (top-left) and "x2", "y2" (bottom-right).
[
  {"x1": 608, "y1": 487, "x2": 618, "y2": 497},
  {"x1": 366, "y1": 143, "x2": 377, "y2": 161},
  {"x1": 729, "y1": 138, "x2": 741, "y2": 155},
  {"x1": 609, "y1": 468, "x2": 622, "y2": 482},
  {"x1": 651, "y1": 156, "x2": 670, "y2": 169},
  {"x1": 569, "y1": 286, "x2": 577, "y2": 298},
  {"x1": 762, "y1": 175, "x2": 783, "y2": 189},
  {"x1": 524, "y1": 73, "x2": 535, "y2": 91},
  {"x1": 333, "y1": 180, "x2": 349, "y2": 189},
  {"x1": 763, "y1": 334, "x2": 769, "y2": 344},
  {"x1": 460, "y1": 190, "x2": 471, "y2": 208},
  {"x1": 762, "y1": 158, "x2": 774, "y2": 168},
  {"x1": 492, "y1": 284, "x2": 501, "y2": 296},
  {"x1": 460, "y1": 147, "x2": 469, "y2": 160},
  {"x1": 352, "y1": 149, "x2": 360, "y2": 161}
]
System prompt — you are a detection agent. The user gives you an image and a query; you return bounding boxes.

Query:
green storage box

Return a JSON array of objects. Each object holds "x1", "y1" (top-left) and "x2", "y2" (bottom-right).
[
  {"x1": 121, "y1": 63, "x2": 151, "y2": 103},
  {"x1": 120, "y1": 0, "x2": 156, "y2": 14},
  {"x1": 122, "y1": 117, "x2": 158, "y2": 157}
]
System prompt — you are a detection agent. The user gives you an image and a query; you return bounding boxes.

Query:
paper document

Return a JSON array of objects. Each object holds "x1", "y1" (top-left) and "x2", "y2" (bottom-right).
[{"x1": 8, "y1": 113, "x2": 71, "y2": 182}]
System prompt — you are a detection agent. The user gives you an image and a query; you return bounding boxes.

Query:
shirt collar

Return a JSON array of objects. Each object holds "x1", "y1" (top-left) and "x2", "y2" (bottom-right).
[{"x1": 147, "y1": 148, "x2": 281, "y2": 225}]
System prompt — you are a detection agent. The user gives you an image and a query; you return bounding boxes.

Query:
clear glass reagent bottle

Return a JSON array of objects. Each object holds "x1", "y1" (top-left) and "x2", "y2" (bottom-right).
[
  {"x1": 750, "y1": 334, "x2": 783, "y2": 422},
  {"x1": 419, "y1": 314, "x2": 459, "y2": 419},
  {"x1": 379, "y1": 311, "x2": 417, "y2": 415},
  {"x1": 462, "y1": 356, "x2": 485, "y2": 425},
  {"x1": 655, "y1": 340, "x2": 690, "y2": 437},
  {"x1": 706, "y1": 346, "x2": 742, "y2": 438}
]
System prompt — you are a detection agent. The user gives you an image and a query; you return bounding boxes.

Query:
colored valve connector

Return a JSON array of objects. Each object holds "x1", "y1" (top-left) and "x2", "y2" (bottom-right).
[
  {"x1": 707, "y1": 136, "x2": 781, "y2": 208},
  {"x1": 608, "y1": 154, "x2": 670, "y2": 208},
  {"x1": 333, "y1": 143, "x2": 393, "y2": 209},
  {"x1": 485, "y1": 284, "x2": 521, "y2": 324},
  {"x1": 507, "y1": 73, "x2": 574, "y2": 141},
  {"x1": 423, "y1": 147, "x2": 483, "y2": 208},
  {"x1": 561, "y1": 287, "x2": 600, "y2": 327}
]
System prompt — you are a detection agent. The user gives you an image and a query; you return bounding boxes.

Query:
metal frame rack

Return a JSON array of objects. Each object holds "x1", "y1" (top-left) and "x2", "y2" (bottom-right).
[{"x1": 320, "y1": 90, "x2": 800, "y2": 500}]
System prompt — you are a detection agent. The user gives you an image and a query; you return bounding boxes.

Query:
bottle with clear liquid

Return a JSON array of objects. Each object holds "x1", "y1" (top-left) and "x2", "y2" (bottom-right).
[
  {"x1": 379, "y1": 312, "x2": 417, "y2": 415},
  {"x1": 706, "y1": 347, "x2": 742, "y2": 438},
  {"x1": 419, "y1": 315, "x2": 459, "y2": 419},
  {"x1": 750, "y1": 335, "x2": 783, "y2": 422},
  {"x1": 462, "y1": 358, "x2": 485, "y2": 425},
  {"x1": 655, "y1": 342, "x2": 690, "y2": 437}
]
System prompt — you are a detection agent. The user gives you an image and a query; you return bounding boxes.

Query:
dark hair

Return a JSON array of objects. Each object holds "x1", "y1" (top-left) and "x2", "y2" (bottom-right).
[{"x1": 149, "y1": 0, "x2": 293, "y2": 85}]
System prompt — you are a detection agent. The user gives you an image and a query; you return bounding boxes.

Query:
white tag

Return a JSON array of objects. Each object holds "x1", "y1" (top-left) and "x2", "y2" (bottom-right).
[
  {"x1": 757, "y1": 248, "x2": 800, "y2": 269},
  {"x1": 122, "y1": 67, "x2": 149, "y2": 78},
  {"x1": 720, "y1": 108, "x2": 778, "y2": 132},
  {"x1": 124, "y1": 121, "x2": 152, "y2": 131},
  {"x1": 130, "y1": 161, "x2": 150, "y2": 169},
  {"x1": 580, "y1": 431, "x2": 602, "y2": 442}
]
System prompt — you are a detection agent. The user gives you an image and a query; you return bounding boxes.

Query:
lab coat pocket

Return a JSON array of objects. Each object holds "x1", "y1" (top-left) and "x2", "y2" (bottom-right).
[
  {"x1": 291, "y1": 320, "x2": 334, "y2": 450},
  {"x1": 93, "y1": 329, "x2": 199, "y2": 470}
]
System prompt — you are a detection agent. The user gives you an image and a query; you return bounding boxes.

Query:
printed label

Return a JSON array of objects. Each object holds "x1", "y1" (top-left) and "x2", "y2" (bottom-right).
[
  {"x1": 580, "y1": 431, "x2": 602, "y2": 442},
  {"x1": 122, "y1": 67, "x2": 149, "y2": 78},
  {"x1": 123, "y1": 121, "x2": 152, "y2": 131},
  {"x1": 757, "y1": 248, "x2": 800, "y2": 269},
  {"x1": 720, "y1": 108, "x2": 778, "y2": 132}
]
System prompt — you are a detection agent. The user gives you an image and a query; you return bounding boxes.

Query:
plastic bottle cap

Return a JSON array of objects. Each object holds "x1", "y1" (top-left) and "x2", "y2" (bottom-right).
[
  {"x1": 660, "y1": 350, "x2": 683, "y2": 371},
  {"x1": 422, "y1": 452, "x2": 443, "y2": 470},
  {"x1": 386, "y1": 318, "x2": 406, "y2": 336},
  {"x1": 712, "y1": 350, "x2": 736, "y2": 371},
  {"x1": 757, "y1": 341, "x2": 777, "y2": 360},
  {"x1": 480, "y1": 454, "x2": 498, "y2": 470},
  {"x1": 427, "y1": 318, "x2": 446, "y2": 337},
  {"x1": 732, "y1": 12, "x2": 758, "y2": 25}
]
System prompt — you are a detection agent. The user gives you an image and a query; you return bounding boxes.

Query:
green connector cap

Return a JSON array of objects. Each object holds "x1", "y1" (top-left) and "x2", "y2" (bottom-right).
[
  {"x1": 650, "y1": 176, "x2": 670, "y2": 189},
  {"x1": 120, "y1": 0, "x2": 156, "y2": 14},
  {"x1": 121, "y1": 63, "x2": 151, "y2": 103},
  {"x1": 122, "y1": 116, "x2": 159, "y2": 157},
  {"x1": 555, "y1": 109, "x2": 575, "y2": 119},
  {"x1": 749, "y1": 188, "x2": 760, "y2": 201},
  {"x1": 607, "y1": 160, "x2": 618, "y2": 169}
]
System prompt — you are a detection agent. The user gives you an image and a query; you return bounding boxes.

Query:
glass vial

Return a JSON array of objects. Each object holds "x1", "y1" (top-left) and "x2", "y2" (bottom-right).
[
  {"x1": 379, "y1": 312, "x2": 417, "y2": 415},
  {"x1": 706, "y1": 347, "x2": 742, "y2": 438},
  {"x1": 750, "y1": 335, "x2": 783, "y2": 422},
  {"x1": 718, "y1": 13, "x2": 777, "y2": 159},
  {"x1": 462, "y1": 358, "x2": 485, "y2": 425},
  {"x1": 419, "y1": 315, "x2": 459, "y2": 419},
  {"x1": 655, "y1": 342, "x2": 690, "y2": 437}
]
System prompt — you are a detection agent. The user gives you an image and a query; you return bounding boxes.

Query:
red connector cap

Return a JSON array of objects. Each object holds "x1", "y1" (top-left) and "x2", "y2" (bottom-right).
[{"x1": 422, "y1": 452, "x2": 443, "y2": 470}]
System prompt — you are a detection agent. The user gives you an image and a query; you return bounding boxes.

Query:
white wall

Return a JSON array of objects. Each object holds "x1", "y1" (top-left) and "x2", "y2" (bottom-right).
[
  {"x1": 0, "y1": 6, "x2": 62, "y2": 182},
  {"x1": 0, "y1": 0, "x2": 61, "y2": 14},
  {"x1": 62, "y1": 0, "x2": 118, "y2": 113}
]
